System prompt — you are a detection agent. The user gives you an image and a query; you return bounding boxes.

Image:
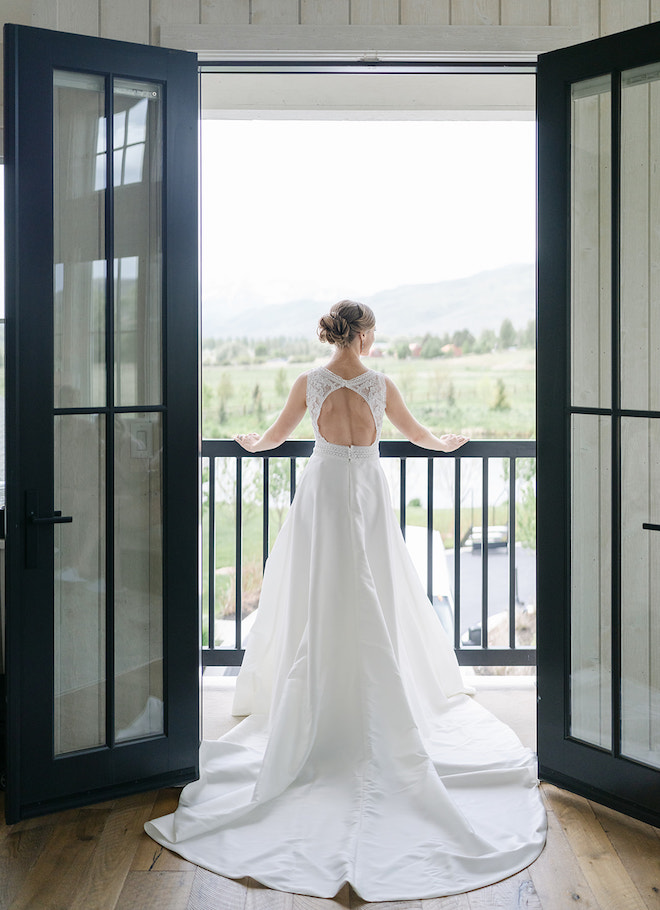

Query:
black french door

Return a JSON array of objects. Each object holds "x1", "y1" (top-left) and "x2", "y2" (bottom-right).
[
  {"x1": 4, "y1": 25, "x2": 199, "y2": 822},
  {"x1": 537, "y1": 20, "x2": 660, "y2": 825}
]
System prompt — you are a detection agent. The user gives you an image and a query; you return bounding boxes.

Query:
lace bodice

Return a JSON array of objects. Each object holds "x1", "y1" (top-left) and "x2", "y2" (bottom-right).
[{"x1": 306, "y1": 367, "x2": 387, "y2": 457}]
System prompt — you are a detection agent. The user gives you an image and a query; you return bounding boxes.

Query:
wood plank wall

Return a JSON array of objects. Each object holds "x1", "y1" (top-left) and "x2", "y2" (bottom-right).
[{"x1": 0, "y1": 0, "x2": 655, "y2": 41}]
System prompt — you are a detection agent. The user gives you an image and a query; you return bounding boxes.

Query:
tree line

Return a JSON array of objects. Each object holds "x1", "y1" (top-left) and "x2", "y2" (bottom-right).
[
  {"x1": 202, "y1": 318, "x2": 535, "y2": 366},
  {"x1": 400, "y1": 318, "x2": 533, "y2": 359}
]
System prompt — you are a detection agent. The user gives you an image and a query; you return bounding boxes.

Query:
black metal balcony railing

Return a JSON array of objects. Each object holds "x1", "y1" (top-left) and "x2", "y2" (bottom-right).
[{"x1": 201, "y1": 439, "x2": 537, "y2": 669}]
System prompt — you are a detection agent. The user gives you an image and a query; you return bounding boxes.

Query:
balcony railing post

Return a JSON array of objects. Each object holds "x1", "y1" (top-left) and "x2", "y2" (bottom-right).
[
  {"x1": 454, "y1": 457, "x2": 461, "y2": 650},
  {"x1": 400, "y1": 458, "x2": 406, "y2": 539},
  {"x1": 290, "y1": 457, "x2": 296, "y2": 503},
  {"x1": 235, "y1": 455, "x2": 243, "y2": 651},
  {"x1": 263, "y1": 457, "x2": 270, "y2": 570},
  {"x1": 481, "y1": 457, "x2": 489, "y2": 649},
  {"x1": 509, "y1": 456, "x2": 517, "y2": 650},
  {"x1": 208, "y1": 456, "x2": 216, "y2": 651},
  {"x1": 427, "y1": 457, "x2": 434, "y2": 602}
]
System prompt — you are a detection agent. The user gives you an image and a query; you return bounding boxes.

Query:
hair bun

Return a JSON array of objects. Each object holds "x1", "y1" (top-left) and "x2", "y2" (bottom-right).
[
  {"x1": 317, "y1": 300, "x2": 376, "y2": 348},
  {"x1": 317, "y1": 313, "x2": 350, "y2": 346},
  {"x1": 333, "y1": 316, "x2": 350, "y2": 342}
]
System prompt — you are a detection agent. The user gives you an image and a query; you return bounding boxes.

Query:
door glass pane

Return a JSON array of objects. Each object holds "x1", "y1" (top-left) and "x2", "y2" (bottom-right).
[
  {"x1": 621, "y1": 417, "x2": 660, "y2": 769},
  {"x1": 621, "y1": 64, "x2": 660, "y2": 411},
  {"x1": 0, "y1": 320, "x2": 4, "y2": 510},
  {"x1": 0, "y1": 161, "x2": 4, "y2": 509},
  {"x1": 115, "y1": 413, "x2": 163, "y2": 741},
  {"x1": 54, "y1": 414, "x2": 106, "y2": 755},
  {"x1": 570, "y1": 414, "x2": 612, "y2": 749},
  {"x1": 53, "y1": 71, "x2": 106, "y2": 408},
  {"x1": 113, "y1": 80, "x2": 163, "y2": 408},
  {"x1": 570, "y1": 75, "x2": 612, "y2": 409}
]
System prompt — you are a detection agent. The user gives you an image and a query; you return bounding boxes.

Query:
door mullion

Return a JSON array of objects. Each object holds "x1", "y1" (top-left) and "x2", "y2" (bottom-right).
[
  {"x1": 610, "y1": 68, "x2": 622, "y2": 761},
  {"x1": 104, "y1": 74, "x2": 116, "y2": 751}
]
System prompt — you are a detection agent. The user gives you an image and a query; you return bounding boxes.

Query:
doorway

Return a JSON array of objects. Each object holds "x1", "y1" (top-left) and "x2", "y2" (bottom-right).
[{"x1": 197, "y1": 65, "x2": 538, "y2": 736}]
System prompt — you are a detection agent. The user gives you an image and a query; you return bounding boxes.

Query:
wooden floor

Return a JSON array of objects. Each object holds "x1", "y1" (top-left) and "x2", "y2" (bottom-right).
[
  {"x1": 2, "y1": 679, "x2": 659, "y2": 909},
  {"x1": 2, "y1": 782, "x2": 659, "y2": 909}
]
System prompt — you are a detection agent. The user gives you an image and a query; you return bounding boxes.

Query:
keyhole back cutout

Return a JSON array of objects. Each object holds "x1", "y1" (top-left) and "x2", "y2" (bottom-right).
[{"x1": 317, "y1": 387, "x2": 377, "y2": 447}]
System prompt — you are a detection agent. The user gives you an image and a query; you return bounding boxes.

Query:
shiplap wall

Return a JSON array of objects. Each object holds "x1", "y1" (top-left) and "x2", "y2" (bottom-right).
[{"x1": 0, "y1": 1, "x2": 654, "y2": 46}]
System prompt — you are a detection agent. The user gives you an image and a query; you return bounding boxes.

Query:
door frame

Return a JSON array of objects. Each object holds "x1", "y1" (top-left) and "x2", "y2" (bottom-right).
[
  {"x1": 537, "y1": 19, "x2": 660, "y2": 827},
  {"x1": 4, "y1": 24, "x2": 200, "y2": 823},
  {"x1": 197, "y1": 58, "x2": 538, "y2": 673}
]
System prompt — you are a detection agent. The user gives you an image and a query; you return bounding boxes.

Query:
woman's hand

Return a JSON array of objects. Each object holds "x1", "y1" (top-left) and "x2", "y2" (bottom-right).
[
  {"x1": 438, "y1": 434, "x2": 469, "y2": 452},
  {"x1": 234, "y1": 433, "x2": 262, "y2": 452}
]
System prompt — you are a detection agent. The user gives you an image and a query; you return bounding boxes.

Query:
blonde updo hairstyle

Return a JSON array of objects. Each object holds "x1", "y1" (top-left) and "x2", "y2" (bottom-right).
[{"x1": 317, "y1": 300, "x2": 376, "y2": 349}]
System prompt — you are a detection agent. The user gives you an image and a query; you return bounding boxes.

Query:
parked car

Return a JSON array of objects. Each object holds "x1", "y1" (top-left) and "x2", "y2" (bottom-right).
[{"x1": 464, "y1": 525, "x2": 508, "y2": 552}]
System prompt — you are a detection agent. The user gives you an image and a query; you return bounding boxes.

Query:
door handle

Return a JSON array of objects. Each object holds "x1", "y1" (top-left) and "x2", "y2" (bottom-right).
[
  {"x1": 24, "y1": 490, "x2": 73, "y2": 569},
  {"x1": 642, "y1": 522, "x2": 660, "y2": 531},
  {"x1": 28, "y1": 510, "x2": 73, "y2": 525}
]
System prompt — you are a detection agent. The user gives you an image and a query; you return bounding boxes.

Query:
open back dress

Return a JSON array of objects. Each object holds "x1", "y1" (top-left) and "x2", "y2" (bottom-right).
[{"x1": 144, "y1": 366, "x2": 546, "y2": 901}]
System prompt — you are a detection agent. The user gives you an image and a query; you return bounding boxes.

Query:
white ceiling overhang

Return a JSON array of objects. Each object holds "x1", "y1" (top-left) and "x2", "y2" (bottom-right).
[
  {"x1": 200, "y1": 71, "x2": 535, "y2": 120},
  {"x1": 163, "y1": 24, "x2": 584, "y2": 121}
]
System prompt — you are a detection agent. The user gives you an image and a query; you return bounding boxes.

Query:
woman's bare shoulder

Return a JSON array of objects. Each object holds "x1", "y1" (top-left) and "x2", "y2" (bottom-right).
[
  {"x1": 293, "y1": 370, "x2": 311, "y2": 387},
  {"x1": 383, "y1": 373, "x2": 400, "y2": 395}
]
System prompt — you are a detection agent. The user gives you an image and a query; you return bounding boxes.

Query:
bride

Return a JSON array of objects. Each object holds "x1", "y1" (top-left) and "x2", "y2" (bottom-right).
[{"x1": 145, "y1": 300, "x2": 546, "y2": 901}]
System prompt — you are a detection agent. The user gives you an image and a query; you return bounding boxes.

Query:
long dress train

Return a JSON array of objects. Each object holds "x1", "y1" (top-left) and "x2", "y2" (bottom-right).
[{"x1": 145, "y1": 366, "x2": 546, "y2": 901}]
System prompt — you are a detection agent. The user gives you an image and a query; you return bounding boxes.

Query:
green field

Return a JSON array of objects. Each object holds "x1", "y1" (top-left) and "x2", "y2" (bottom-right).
[{"x1": 202, "y1": 347, "x2": 536, "y2": 441}]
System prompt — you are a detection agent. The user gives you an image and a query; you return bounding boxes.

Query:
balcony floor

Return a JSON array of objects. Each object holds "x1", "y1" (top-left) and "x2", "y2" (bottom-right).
[
  {"x1": 1, "y1": 678, "x2": 658, "y2": 910},
  {"x1": 201, "y1": 671, "x2": 538, "y2": 748}
]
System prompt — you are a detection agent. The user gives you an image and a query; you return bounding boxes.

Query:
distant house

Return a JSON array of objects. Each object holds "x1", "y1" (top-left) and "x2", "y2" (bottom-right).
[
  {"x1": 409, "y1": 342, "x2": 422, "y2": 357},
  {"x1": 441, "y1": 343, "x2": 462, "y2": 357}
]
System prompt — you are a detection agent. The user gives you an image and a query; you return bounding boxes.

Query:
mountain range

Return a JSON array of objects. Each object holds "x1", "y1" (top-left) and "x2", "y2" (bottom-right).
[{"x1": 202, "y1": 263, "x2": 535, "y2": 339}]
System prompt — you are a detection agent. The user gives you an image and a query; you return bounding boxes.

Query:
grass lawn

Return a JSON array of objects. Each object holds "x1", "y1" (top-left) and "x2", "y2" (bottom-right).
[{"x1": 202, "y1": 348, "x2": 535, "y2": 441}]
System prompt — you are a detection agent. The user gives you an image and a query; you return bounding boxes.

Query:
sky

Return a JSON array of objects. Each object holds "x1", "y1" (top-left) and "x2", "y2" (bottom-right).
[
  {"x1": 201, "y1": 119, "x2": 536, "y2": 314},
  {"x1": 0, "y1": 120, "x2": 535, "y2": 322}
]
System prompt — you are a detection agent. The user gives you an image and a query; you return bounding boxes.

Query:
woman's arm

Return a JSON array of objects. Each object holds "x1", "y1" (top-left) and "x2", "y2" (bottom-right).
[
  {"x1": 384, "y1": 375, "x2": 469, "y2": 452},
  {"x1": 234, "y1": 372, "x2": 308, "y2": 453}
]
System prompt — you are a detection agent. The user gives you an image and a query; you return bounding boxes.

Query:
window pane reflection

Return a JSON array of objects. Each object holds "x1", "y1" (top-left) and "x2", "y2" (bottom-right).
[
  {"x1": 570, "y1": 414, "x2": 612, "y2": 749},
  {"x1": 570, "y1": 75, "x2": 612, "y2": 410},
  {"x1": 621, "y1": 64, "x2": 660, "y2": 411},
  {"x1": 54, "y1": 414, "x2": 106, "y2": 755},
  {"x1": 113, "y1": 79, "x2": 162, "y2": 406},
  {"x1": 53, "y1": 70, "x2": 106, "y2": 408},
  {"x1": 115, "y1": 413, "x2": 163, "y2": 742},
  {"x1": 621, "y1": 417, "x2": 660, "y2": 770}
]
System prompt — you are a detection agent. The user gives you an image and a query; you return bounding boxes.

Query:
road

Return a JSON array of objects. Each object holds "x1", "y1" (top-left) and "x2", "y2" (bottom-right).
[
  {"x1": 402, "y1": 525, "x2": 536, "y2": 636},
  {"x1": 445, "y1": 545, "x2": 536, "y2": 636}
]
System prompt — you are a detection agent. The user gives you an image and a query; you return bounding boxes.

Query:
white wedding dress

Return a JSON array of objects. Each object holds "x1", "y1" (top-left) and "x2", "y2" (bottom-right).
[{"x1": 145, "y1": 366, "x2": 546, "y2": 901}]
